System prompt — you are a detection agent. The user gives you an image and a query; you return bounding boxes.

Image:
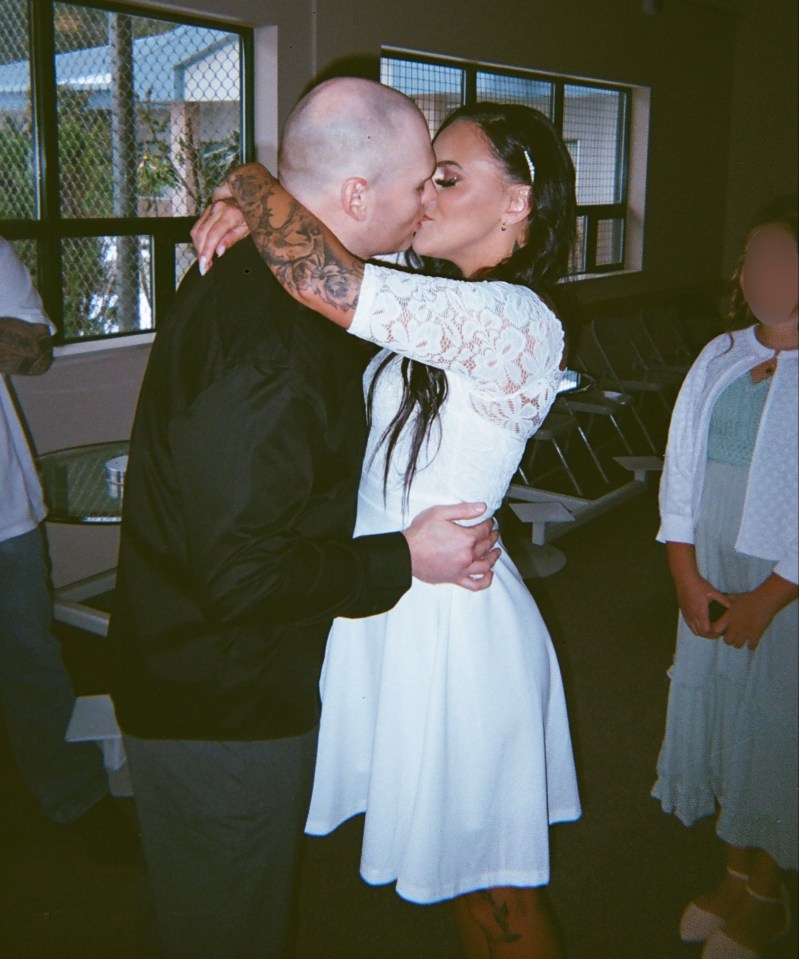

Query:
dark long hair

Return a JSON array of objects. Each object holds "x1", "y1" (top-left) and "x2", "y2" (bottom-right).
[
  {"x1": 368, "y1": 102, "x2": 577, "y2": 499},
  {"x1": 725, "y1": 210, "x2": 798, "y2": 332}
]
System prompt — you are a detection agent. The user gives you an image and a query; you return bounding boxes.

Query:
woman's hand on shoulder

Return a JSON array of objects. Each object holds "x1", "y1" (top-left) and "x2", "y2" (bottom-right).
[{"x1": 191, "y1": 180, "x2": 251, "y2": 275}]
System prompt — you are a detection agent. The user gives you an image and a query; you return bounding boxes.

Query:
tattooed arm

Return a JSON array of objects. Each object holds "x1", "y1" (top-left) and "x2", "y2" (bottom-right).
[
  {"x1": 0, "y1": 317, "x2": 53, "y2": 376},
  {"x1": 224, "y1": 162, "x2": 363, "y2": 329}
]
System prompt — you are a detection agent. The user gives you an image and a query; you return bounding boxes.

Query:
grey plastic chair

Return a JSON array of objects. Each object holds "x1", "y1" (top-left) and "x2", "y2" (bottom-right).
[
  {"x1": 639, "y1": 305, "x2": 693, "y2": 376},
  {"x1": 569, "y1": 338, "x2": 659, "y2": 455},
  {"x1": 517, "y1": 409, "x2": 586, "y2": 496}
]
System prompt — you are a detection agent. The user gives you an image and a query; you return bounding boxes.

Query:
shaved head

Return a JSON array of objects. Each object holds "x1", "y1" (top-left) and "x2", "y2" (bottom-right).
[
  {"x1": 279, "y1": 77, "x2": 427, "y2": 200},
  {"x1": 277, "y1": 77, "x2": 435, "y2": 258}
]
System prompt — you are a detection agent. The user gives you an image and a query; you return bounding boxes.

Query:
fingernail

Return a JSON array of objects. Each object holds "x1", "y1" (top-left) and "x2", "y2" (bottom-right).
[
  {"x1": 198, "y1": 257, "x2": 208, "y2": 276},
  {"x1": 215, "y1": 244, "x2": 226, "y2": 258}
]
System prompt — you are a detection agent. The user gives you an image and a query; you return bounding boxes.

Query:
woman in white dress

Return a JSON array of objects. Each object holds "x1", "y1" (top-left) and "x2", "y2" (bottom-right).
[{"x1": 206, "y1": 102, "x2": 581, "y2": 959}]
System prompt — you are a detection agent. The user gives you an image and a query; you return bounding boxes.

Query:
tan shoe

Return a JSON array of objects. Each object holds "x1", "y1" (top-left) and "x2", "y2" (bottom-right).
[
  {"x1": 679, "y1": 901, "x2": 726, "y2": 943},
  {"x1": 679, "y1": 867, "x2": 750, "y2": 943},
  {"x1": 701, "y1": 885, "x2": 790, "y2": 959}
]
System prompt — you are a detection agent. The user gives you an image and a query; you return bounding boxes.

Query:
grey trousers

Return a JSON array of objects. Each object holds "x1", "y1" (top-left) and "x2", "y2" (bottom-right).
[{"x1": 124, "y1": 728, "x2": 318, "y2": 959}]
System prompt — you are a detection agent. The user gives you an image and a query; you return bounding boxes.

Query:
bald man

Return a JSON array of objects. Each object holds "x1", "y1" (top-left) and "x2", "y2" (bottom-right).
[
  {"x1": 109, "y1": 78, "x2": 498, "y2": 959},
  {"x1": 195, "y1": 76, "x2": 440, "y2": 270}
]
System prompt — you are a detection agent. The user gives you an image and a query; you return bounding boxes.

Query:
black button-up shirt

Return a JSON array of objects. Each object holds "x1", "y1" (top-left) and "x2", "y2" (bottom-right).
[{"x1": 110, "y1": 240, "x2": 411, "y2": 741}]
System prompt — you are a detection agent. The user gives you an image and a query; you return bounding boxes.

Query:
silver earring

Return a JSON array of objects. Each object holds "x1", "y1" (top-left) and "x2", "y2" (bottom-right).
[{"x1": 500, "y1": 221, "x2": 507, "y2": 232}]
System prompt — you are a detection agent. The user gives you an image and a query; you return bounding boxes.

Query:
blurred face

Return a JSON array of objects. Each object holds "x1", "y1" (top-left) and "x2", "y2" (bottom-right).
[
  {"x1": 740, "y1": 223, "x2": 798, "y2": 328},
  {"x1": 364, "y1": 115, "x2": 436, "y2": 256},
  {"x1": 412, "y1": 119, "x2": 526, "y2": 277}
]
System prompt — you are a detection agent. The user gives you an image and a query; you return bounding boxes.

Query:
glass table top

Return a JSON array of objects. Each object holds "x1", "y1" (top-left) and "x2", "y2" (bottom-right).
[{"x1": 38, "y1": 440, "x2": 129, "y2": 524}]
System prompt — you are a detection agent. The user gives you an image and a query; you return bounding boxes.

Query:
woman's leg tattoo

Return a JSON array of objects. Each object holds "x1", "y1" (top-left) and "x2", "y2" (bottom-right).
[{"x1": 478, "y1": 890, "x2": 522, "y2": 943}]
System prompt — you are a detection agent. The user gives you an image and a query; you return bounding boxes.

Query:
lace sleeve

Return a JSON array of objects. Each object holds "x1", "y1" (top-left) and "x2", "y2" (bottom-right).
[{"x1": 350, "y1": 262, "x2": 564, "y2": 435}]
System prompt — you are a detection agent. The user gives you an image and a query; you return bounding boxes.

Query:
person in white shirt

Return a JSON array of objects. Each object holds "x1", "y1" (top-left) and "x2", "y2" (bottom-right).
[
  {"x1": 652, "y1": 212, "x2": 798, "y2": 959},
  {"x1": 0, "y1": 237, "x2": 130, "y2": 859}
]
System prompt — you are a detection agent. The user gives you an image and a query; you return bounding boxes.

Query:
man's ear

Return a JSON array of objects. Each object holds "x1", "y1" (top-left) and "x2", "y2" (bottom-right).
[
  {"x1": 341, "y1": 177, "x2": 369, "y2": 222},
  {"x1": 504, "y1": 184, "x2": 532, "y2": 225}
]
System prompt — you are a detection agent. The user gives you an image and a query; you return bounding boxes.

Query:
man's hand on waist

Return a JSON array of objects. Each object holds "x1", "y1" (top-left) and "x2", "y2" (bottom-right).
[{"x1": 403, "y1": 503, "x2": 500, "y2": 592}]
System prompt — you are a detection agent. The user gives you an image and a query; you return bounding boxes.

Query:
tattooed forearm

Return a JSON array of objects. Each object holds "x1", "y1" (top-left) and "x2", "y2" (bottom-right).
[
  {"x1": 478, "y1": 890, "x2": 522, "y2": 943},
  {"x1": 227, "y1": 164, "x2": 363, "y2": 324},
  {"x1": 0, "y1": 317, "x2": 53, "y2": 376}
]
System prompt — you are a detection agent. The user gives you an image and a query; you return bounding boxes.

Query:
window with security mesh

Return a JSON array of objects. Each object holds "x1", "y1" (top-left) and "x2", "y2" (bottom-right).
[
  {"x1": 381, "y1": 57, "x2": 463, "y2": 137},
  {"x1": 381, "y1": 51, "x2": 632, "y2": 277},
  {"x1": 0, "y1": 1, "x2": 252, "y2": 343}
]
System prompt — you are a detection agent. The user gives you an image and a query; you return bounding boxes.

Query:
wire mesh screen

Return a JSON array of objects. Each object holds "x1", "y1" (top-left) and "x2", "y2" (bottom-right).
[
  {"x1": 61, "y1": 235, "x2": 153, "y2": 338},
  {"x1": 563, "y1": 84, "x2": 626, "y2": 206},
  {"x1": 476, "y1": 72, "x2": 553, "y2": 119},
  {"x1": 53, "y1": 4, "x2": 242, "y2": 219},
  {"x1": 8, "y1": 238, "x2": 38, "y2": 288},
  {"x1": 175, "y1": 241, "x2": 196, "y2": 288},
  {"x1": 571, "y1": 215, "x2": 588, "y2": 274},
  {"x1": 596, "y1": 217, "x2": 624, "y2": 266},
  {"x1": 381, "y1": 57, "x2": 463, "y2": 136},
  {"x1": 381, "y1": 54, "x2": 633, "y2": 276},
  {"x1": 1, "y1": 2, "x2": 249, "y2": 343},
  {"x1": 0, "y1": 0, "x2": 36, "y2": 219}
]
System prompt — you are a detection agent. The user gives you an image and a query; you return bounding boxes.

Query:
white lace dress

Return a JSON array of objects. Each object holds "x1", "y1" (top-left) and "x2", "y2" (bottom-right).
[{"x1": 305, "y1": 263, "x2": 581, "y2": 904}]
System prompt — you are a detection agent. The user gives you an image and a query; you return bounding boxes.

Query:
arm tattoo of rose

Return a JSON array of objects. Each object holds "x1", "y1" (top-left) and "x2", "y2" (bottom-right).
[{"x1": 228, "y1": 169, "x2": 363, "y2": 317}]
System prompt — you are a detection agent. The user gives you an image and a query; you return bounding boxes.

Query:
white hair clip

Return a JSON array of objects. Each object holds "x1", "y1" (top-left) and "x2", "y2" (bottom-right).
[{"x1": 523, "y1": 149, "x2": 536, "y2": 184}]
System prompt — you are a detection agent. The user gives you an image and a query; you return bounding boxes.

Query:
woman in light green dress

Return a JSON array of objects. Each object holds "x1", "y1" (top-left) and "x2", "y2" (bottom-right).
[{"x1": 653, "y1": 213, "x2": 798, "y2": 959}]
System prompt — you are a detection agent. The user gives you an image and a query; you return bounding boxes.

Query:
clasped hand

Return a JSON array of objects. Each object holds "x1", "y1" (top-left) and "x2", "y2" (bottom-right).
[{"x1": 677, "y1": 575, "x2": 779, "y2": 650}]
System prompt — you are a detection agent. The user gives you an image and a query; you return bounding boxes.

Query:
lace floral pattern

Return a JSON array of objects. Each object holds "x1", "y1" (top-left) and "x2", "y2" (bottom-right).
[{"x1": 351, "y1": 264, "x2": 564, "y2": 438}]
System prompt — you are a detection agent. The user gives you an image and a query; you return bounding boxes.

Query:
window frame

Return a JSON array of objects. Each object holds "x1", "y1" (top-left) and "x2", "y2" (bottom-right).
[
  {"x1": 1, "y1": 0, "x2": 254, "y2": 345},
  {"x1": 381, "y1": 49, "x2": 634, "y2": 277}
]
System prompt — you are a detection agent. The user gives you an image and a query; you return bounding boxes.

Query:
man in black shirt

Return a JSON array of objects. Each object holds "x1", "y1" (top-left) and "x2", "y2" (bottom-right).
[{"x1": 110, "y1": 78, "x2": 498, "y2": 959}]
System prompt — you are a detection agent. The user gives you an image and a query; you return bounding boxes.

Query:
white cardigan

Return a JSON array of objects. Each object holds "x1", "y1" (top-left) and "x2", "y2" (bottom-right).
[{"x1": 657, "y1": 325, "x2": 798, "y2": 585}]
